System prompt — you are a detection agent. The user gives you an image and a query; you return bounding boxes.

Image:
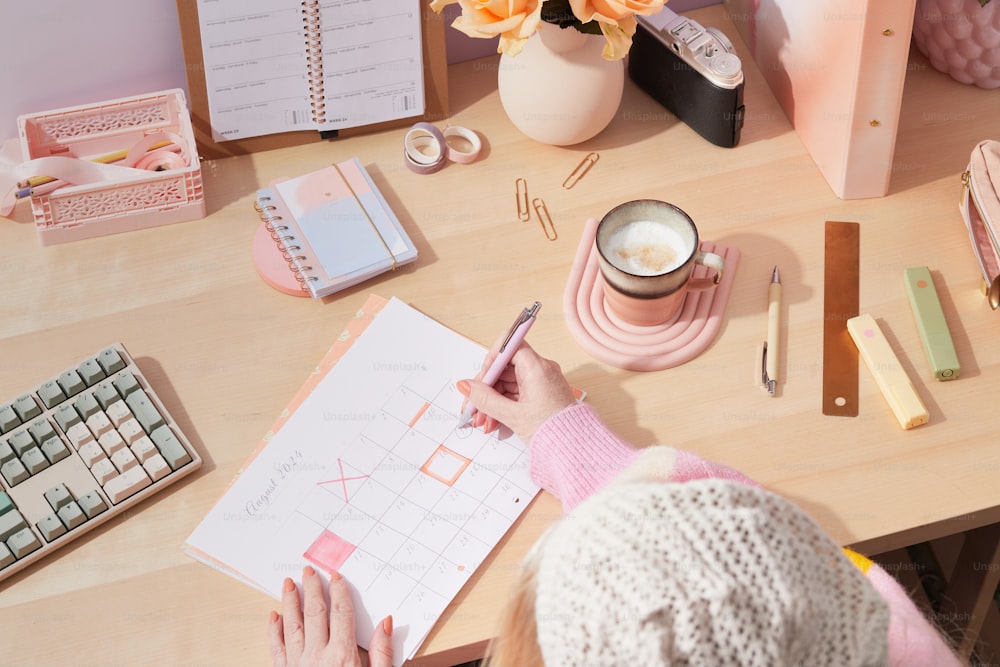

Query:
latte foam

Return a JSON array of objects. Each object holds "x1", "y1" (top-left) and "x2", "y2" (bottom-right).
[{"x1": 602, "y1": 220, "x2": 690, "y2": 276}]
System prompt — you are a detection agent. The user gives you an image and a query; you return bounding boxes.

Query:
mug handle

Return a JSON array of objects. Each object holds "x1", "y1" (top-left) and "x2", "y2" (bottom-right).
[{"x1": 688, "y1": 250, "x2": 725, "y2": 291}]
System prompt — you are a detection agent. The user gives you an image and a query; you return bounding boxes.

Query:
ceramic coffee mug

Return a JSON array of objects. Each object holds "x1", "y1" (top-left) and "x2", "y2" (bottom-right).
[{"x1": 595, "y1": 200, "x2": 725, "y2": 326}]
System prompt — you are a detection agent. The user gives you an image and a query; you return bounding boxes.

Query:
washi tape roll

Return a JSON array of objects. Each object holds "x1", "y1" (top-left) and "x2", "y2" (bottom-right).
[
  {"x1": 443, "y1": 125, "x2": 482, "y2": 164},
  {"x1": 403, "y1": 122, "x2": 447, "y2": 173}
]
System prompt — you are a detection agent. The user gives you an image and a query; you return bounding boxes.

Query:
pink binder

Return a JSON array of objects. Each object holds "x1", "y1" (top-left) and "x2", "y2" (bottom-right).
[{"x1": 723, "y1": 0, "x2": 917, "y2": 199}]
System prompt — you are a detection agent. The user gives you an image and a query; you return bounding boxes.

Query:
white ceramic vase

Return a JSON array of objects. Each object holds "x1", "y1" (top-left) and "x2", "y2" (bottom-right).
[
  {"x1": 497, "y1": 21, "x2": 625, "y2": 146},
  {"x1": 911, "y1": 0, "x2": 1000, "y2": 89}
]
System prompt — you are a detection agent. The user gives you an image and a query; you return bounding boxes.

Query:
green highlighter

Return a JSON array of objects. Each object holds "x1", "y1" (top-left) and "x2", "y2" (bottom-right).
[{"x1": 903, "y1": 267, "x2": 960, "y2": 381}]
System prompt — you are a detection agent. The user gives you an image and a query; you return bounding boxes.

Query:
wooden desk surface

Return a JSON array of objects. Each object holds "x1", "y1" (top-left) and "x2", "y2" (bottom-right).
[{"x1": 2, "y1": 6, "x2": 998, "y2": 665}]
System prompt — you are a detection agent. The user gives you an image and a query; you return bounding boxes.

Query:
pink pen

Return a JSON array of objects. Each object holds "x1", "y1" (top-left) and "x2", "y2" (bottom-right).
[{"x1": 458, "y1": 301, "x2": 541, "y2": 426}]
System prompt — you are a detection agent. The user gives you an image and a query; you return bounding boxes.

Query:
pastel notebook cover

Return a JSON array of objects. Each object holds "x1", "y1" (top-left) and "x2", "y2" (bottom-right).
[
  {"x1": 183, "y1": 294, "x2": 545, "y2": 665},
  {"x1": 258, "y1": 158, "x2": 417, "y2": 298},
  {"x1": 723, "y1": 0, "x2": 916, "y2": 199}
]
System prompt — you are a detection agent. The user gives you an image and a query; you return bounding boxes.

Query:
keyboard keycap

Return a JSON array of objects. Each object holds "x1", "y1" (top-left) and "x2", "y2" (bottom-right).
[
  {"x1": 91, "y1": 459, "x2": 116, "y2": 485},
  {"x1": 110, "y1": 448, "x2": 138, "y2": 473},
  {"x1": 130, "y1": 437, "x2": 157, "y2": 463},
  {"x1": 143, "y1": 454, "x2": 171, "y2": 482},
  {"x1": 44, "y1": 484, "x2": 73, "y2": 512},
  {"x1": 0, "y1": 510, "x2": 28, "y2": 541},
  {"x1": 104, "y1": 467, "x2": 152, "y2": 504},
  {"x1": 57, "y1": 369, "x2": 86, "y2": 397},
  {"x1": 40, "y1": 438, "x2": 70, "y2": 464},
  {"x1": 66, "y1": 423, "x2": 95, "y2": 449},
  {"x1": 28, "y1": 419, "x2": 57, "y2": 446},
  {"x1": 0, "y1": 492, "x2": 14, "y2": 516},
  {"x1": 78, "y1": 441, "x2": 104, "y2": 467},
  {"x1": 98, "y1": 430, "x2": 125, "y2": 457},
  {"x1": 125, "y1": 389, "x2": 165, "y2": 434},
  {"x1": 0, "y1": 543, "x2": 14, "y2": 569},
  {"x1": 76, "y1": 359, "x2": 105, "y2": 386},
  {"x1": 113, "y1": 372, "x2": 140, "y2": 398},
  {"x1": 86, "y1": 412, "x2": 113, "y2": 438},
  {"x1": 0, "y1": 442, "x2": 15, "y2": 464},
  {"x1": 13, "y1": 394, "x2": 40, "y2": 422},
  {"x1": 73, "y1": 393, "x2": 100, "y2": 421},
  {"x1": 8, "y1": 430, "x2": 34, "y2": 456},
  {"x1": 105, "y1": 401, "x2": 131, "y2": 427},
  {"x1": 36, "y1": 514, "x2": 67, "y2": 542},
  {"x1": 150, "y1": 426, "x2": 191, "y2": 470},
  {"x1": 0, "y1": 459, "x2": 28, "y2": 486},
  {"x1": 0, "y1": 405, "x2": 18, "y2": 433},
  {"x1": 37, "y1": 381, "x2": 66, "y2": 409},
  {"x1": 118, "y1": 419, "x2": 144, "y2": 445},
  {"x1": 7, "y1": 527, "x2": 42, "y2": 558},
  {"x1": 57, "y1": 502, "x2": 87, "y2": 530},
  {"x1": 77, "y1": 491, "x2": 108, "y2": 519},
  {"x1": 21, "y1": 447, "x2": 49, "y2": 475},
  {"x1": 53, "y1": 404, "x2": 81, "y2": 432},
  {"x1": 97, "y1": 348, "x2": 126, "y2": 374},
  {"x1": 93, "y1": 381, "x2": 121, "y2": 410}
]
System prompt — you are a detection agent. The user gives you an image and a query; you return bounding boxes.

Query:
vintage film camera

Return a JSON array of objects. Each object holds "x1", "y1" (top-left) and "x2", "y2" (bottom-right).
[{"x1": 628, "y1": 8, "x2": 745, "y2": 148}]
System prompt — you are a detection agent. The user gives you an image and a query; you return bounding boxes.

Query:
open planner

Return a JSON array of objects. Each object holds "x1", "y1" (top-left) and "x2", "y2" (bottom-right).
[
  {"x1": 190, "y1": 0, "x2": 425, "y2": 142},
  {"x1": 252, "y1": 158, "x2": 418, "y2": 298},
  {"x1": 185, "y1": 295, "x2": 541, "y2": 665}
]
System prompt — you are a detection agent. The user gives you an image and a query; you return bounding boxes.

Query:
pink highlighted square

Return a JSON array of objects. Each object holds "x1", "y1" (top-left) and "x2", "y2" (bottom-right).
[
  {"x1": 421, "y1": 445, "x2": 471, "y2": 486},
  {"x1": 304, "y1": 530, "x2": 356, "y2": 574}
]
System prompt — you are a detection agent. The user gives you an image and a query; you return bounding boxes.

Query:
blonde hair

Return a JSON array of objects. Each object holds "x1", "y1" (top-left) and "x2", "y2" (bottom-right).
[{"x1": 482, "y1": 556, "x2": 544, "y2": 667}]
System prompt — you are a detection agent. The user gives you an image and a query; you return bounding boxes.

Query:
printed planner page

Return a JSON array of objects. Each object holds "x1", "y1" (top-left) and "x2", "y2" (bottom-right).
[
  {"x1": 186, "y1": 298, "x2": 539, "y2": 665},
  {"x1": 196, "y1": 0, "x2": 425, "y2": 141}
]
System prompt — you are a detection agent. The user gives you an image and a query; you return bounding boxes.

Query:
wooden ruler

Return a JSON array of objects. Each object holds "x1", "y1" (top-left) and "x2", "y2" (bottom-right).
[{"x1": 823, "y1": 220, "x2": 860, "y2": 416}]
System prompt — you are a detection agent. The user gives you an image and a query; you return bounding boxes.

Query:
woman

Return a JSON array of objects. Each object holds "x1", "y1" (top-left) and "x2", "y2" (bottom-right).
[{"x1": 268, "y1": 343, "x2": 963, "y2": 667}]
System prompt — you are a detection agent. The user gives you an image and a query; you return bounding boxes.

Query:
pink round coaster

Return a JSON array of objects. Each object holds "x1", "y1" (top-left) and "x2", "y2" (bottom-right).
[{"x1": 564, "y1": 217, "x2": 740, "y2": 371}]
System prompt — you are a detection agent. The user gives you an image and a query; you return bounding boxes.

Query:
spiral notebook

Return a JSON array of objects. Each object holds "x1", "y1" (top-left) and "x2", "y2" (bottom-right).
[
  {"x1": 252, "y1": 158, "x2": 418, "y2": 298},
  {"x1": 183, "y1": 0, "x2": 427, "y2": 145}
]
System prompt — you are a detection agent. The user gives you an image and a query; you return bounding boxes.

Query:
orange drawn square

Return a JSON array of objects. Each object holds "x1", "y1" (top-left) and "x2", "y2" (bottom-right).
[
  {"x1": 420, "y1": 444, "x2": 471, "y2": 486},
  {"x1": 304, "y1": 530, "x2": 356, "y2": 574}
]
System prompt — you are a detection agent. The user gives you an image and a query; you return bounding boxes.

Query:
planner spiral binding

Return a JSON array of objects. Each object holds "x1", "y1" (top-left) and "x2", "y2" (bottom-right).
[
  {"x1": 251, "y1": 158, "x2": 418, "y2": 298},
  {"x1": 302, "y1": 0, "x2": 326, "y2": 126}
]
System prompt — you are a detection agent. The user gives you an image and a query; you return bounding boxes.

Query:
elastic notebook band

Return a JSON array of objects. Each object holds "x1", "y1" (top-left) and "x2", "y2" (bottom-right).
[{"x1": 332, "y1": 163, "x2": 398, "y2": 270}]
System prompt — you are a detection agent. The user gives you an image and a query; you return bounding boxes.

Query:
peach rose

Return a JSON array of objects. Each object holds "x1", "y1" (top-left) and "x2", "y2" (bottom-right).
[
  {"x1": 571, "y1": 0, "x2": 665, "y2": 59},
  {"x1": 569, "y1": 0, "x2": 664, "y2": 22},
  {"x1": 430, "y1": 0, "x2": 545, "y2": 56}
]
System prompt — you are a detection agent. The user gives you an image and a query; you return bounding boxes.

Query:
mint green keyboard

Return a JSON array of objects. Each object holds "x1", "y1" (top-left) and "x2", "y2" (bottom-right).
[{"x1": 0, "y1": 343, "x2": 202, "y2": 582}]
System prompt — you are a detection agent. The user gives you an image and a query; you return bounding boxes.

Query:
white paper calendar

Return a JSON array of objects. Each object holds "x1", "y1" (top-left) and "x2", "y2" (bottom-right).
[{"x1": 184, "y1": 296, "x2": 540, "y2": 665}]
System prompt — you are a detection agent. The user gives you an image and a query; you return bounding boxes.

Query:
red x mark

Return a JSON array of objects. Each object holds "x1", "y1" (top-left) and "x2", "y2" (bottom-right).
[{"x1": 317, "y1": 458, "x2": 369, "y2": 502}]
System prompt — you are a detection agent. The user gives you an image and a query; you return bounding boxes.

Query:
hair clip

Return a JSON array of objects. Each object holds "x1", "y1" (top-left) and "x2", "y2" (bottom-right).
[
  {"x1": 516, "y1": 177, "x2": 530, "y2": 221},
  {"x1": 562, "y1": 152, "x2": 599, "y2": 189},
  {"x1": 532, "y1": 197, "x2": 557, "y2": 241}
]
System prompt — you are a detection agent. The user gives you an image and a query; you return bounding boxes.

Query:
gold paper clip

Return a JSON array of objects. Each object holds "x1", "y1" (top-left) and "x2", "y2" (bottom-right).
[
  {"x1": 532, "y1": 197, "x2": 557, "y2": 241},
  {"x1": 516, "y1": 177, "x2": 530, "y2": 221},
  {"x1": 562, "y1": 152, "x2": 599, "y2": 189}
]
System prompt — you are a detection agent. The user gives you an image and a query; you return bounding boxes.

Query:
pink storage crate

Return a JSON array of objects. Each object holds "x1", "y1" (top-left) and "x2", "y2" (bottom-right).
[{"x1": 18, "y1": 89, "x2": 205, "y2": 245}]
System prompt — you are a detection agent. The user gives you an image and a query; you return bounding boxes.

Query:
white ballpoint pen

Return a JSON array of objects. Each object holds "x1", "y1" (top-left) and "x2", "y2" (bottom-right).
[
  {"x1": 458, "y1": 301, "x2": 541, "y2": 426},
  {"x1": 761, "y1": 266, "x2": 781, "y2": 395}
]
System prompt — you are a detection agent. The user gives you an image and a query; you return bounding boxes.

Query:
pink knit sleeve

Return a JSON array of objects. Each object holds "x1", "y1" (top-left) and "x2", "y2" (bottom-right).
[
  {"x1": 528, "y1": 403, "x2": 758, "y2": 512},
  {"x1": 529, "y1": 403, "x2": 641, "y2": 512},
  {"x1": 865, "y1": 564, "x2": 963, "y2": 667}
]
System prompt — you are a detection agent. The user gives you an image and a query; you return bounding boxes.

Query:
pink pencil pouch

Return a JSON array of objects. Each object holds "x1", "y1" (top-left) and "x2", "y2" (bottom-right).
[{"x1": 960, "y1": 139, "x2": 1000, "y2": 309}]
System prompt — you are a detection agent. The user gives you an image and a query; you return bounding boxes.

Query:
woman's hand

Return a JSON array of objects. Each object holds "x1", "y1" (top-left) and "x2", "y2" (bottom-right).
[
  {"x1": 458, "y1": 342, "x2": 577, "y2": 441},
  {"x1": 268, "y1": 566, "x2": 393, "y2": 667}
]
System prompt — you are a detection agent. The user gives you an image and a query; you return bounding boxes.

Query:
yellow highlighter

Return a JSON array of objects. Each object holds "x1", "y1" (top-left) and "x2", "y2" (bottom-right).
[{"x1": 846, "y1": 313, "x2": 929, "y2": 430}]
